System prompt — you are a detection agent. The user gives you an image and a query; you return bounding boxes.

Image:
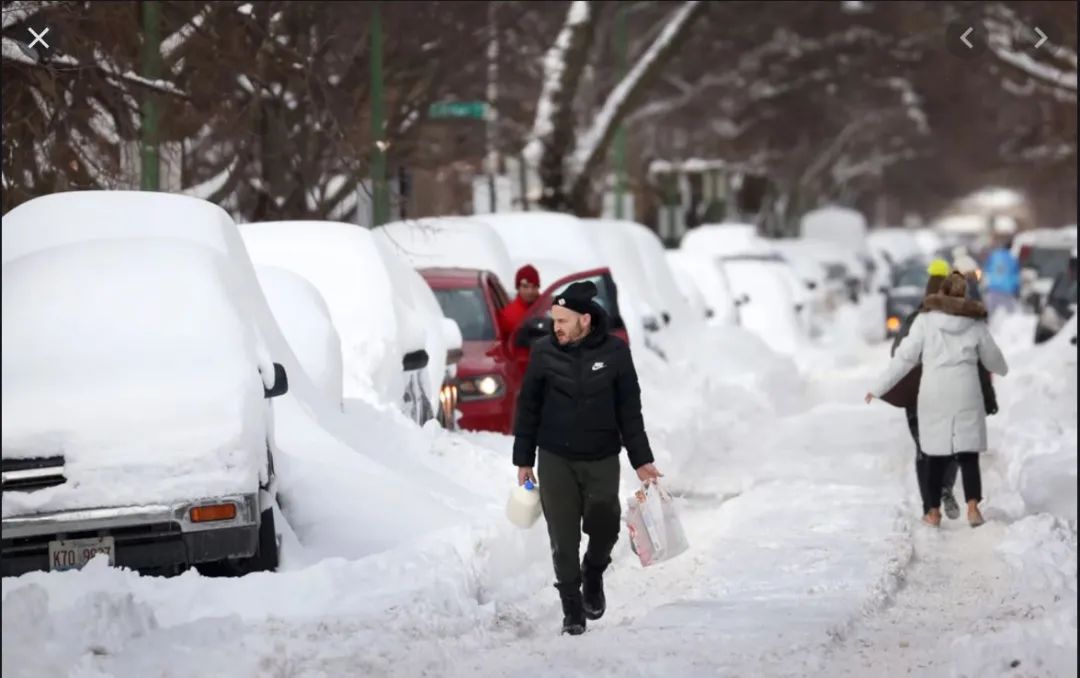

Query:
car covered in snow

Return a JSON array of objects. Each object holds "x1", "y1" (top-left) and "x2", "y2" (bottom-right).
[
  {"x1": 239, "y1": 221, "x2": 461, "y2": 427},
  {"x1": 664, "y1": 249, "x2": 742, "y2": 326},
  {"x1": 883, "y1": 257, "x2": 932, "y2": 338},
  {"x1": 719, "y1": 254, "x2": 805, "y2": 355},
  {"x1": 1012, "y1": 228, "x2": 1078, "y2": 312},
  {"x1": 2, "y1": 236, "x2": 286, "y2": 577},
  {"x1": 1034, "y1": 250, "x2": 1077, "y2": 344},
  {"x1": 254, "y1": 265, "x2": 344, "y2": 407}
]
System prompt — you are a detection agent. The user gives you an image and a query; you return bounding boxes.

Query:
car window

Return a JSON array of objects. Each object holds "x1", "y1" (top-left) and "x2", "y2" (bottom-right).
[
  {"x1": 1049, "y1": 271, "x2": 1078, "y2": 306},
  {"x1": 432, "y1": 288, "x2": 495, "y2": 341},
  {"x1": 1028, "y1": 247, "x2": 1072, "y2": 280},
  {"x1": 894, "y1": 265, "x2": 929, "y2": 289}
]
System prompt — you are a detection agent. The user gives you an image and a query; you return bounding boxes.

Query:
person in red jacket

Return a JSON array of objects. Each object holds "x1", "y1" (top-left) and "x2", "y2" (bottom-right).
[{"x1": 499, "y1": 264, "x2": 541, "y2": 344}]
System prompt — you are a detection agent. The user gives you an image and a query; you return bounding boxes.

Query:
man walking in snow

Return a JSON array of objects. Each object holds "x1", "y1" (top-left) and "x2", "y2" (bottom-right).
[{"x1": 513, "y1": 280, "x2": 662, "y2": 636}]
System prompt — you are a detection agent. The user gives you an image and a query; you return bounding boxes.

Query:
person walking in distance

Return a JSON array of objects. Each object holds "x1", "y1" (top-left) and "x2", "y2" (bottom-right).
[
  {"x1": 513, "y1": 281, "x2": 662, "y2": 635},
  {"x1": 867, "y1": 272, "x2": 1008, "y2": 528},
  {"x1": 499, "y1": 264, "x2": 542, "y2": 349},
  {"x1": 888, "y1": 259, "x2": 961, "y2": 520},
  {"x1": 982, "y1": 232, "x2": 1021, "y2": 316}
]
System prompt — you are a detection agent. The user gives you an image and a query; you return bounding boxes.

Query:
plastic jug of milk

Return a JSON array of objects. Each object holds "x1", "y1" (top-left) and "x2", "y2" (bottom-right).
[{"x1": 506, "y1": 480, "x2": 542, "y2": 528}]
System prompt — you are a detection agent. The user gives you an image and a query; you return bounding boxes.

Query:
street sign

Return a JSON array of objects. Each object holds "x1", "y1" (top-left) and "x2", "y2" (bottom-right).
[{"x1": 429, "y1": 101, "x2": 487, "y2": 120}]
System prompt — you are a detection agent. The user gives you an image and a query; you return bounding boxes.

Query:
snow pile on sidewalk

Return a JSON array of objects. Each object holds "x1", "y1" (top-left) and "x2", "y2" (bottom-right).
[
  {"x1": 987, "y1": 314, "x2": 1077, "y2": 524},
  {"x1": 950, "y1": 515, "x2": 1077, "y2": 677}
]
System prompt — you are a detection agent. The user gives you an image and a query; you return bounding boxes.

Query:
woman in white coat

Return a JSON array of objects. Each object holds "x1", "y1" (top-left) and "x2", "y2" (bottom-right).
[{"x1": 866, "y1": 272, "x2": 1009, "y2": 527}]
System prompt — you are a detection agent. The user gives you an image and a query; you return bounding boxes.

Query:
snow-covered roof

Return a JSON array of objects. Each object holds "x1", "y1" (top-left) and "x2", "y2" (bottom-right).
[
  {"x1": 472, "y1": 212, "x2": 606, "y2": 276},
  {"x1": 375, "y1": 216, "x2": 516, "y2": 292},
  {"x1": 799, "y1": 206, "x2": 869, "y2": 250},
  {"x1": 680, "y1": 223, "x2": 773, "y2": 258}
]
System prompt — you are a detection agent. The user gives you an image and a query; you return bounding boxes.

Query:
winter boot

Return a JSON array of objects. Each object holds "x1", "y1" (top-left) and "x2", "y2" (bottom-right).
[
  {"x1": 581, "y1": 556, "x2": 608, "y2": 621},
  {"x1": 556, "y1": 582, "x2": 586, "y2": 635},
  {"x1": 941, "y1": 488, "x2": 961, "y2": 520}
]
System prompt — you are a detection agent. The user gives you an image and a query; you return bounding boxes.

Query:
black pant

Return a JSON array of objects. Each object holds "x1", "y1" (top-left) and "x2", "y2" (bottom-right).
[
  {"x1": 925, "y1": 452, "x2": 982, "y2": 510},
  {"x1": 907, "y1": 408, "x2": 958, "y2": 514},
  {"x1": 537, "y1": 449, "x2": 621, "y2": 587}
]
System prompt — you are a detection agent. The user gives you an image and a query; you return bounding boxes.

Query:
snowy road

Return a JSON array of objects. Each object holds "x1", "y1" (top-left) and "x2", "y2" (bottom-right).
[{"x1": 2, "y1": 316, "x2": 1076, "y2": 678}]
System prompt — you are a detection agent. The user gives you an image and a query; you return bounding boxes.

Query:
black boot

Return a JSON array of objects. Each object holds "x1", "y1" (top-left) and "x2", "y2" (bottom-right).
[
  {"x1": 582, "y1": 556, "x2": 608, "y2": 621},
  {"x1": 556, "y1": 582, "x2": 586, "y2": 635}
]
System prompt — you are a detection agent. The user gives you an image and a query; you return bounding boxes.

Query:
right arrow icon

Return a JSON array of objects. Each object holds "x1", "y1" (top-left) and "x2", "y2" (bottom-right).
[{"x1": 1035, "y1": 27, "x2": 1048, "y2": 49}]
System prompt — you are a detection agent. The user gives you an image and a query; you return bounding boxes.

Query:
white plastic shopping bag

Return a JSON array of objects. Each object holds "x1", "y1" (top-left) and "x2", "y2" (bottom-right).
[{"x1": 625, "y1": 481, "x2": 689, "y2": 567}]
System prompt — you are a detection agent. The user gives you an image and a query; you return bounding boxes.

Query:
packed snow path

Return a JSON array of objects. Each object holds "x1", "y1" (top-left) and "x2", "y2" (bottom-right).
[{"x1": 2, "y1": 321, "x2": 1075, "y2": 678}]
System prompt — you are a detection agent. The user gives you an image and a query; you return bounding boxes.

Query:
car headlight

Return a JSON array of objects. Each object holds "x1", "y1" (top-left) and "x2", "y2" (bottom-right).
[{"x1": 458, "y1": 374, "x2": 505, "y2": 400}]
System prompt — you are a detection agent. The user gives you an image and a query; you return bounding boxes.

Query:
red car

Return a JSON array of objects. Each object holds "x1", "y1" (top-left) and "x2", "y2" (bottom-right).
[{"x1": 420, "y1": 266, "x2": 629, "y2": 434}]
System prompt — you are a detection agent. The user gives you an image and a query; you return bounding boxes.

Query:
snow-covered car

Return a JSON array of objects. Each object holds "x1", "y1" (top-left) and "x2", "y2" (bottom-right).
[
  {"x1": 239, "y1": 221, "x2": 459, "y2": 426},
  {"x1": 719, "y1": 255, "x2": 804, "y2": 355},
  {"x1": 664, "y1": 250, "x2": 740, "y2": 325},
  {"x1": 867, "y1": 227, "x2": 923, "y2": 279},
  {"x1": 883, "y1": 258, "x2": 931, "y2": 338},
  {"x1": 1012, "y1": 228, "x2": 1078, "y2": 312},
  {"x1": 1034, "y1": 253, "x2": 1077, "y2": 344},
  {"x1": 2, "y1": 238, "x2": 285, "y2": 577},
  {"x1": 800, "y1": 206, "x2": 874, "y2": 299},
  {"x1": 621, "y1": 219, "x2": 699, "y2": 334},
  {"x1": 255, "y1": 265, "x2": 344, "y2": 407}
]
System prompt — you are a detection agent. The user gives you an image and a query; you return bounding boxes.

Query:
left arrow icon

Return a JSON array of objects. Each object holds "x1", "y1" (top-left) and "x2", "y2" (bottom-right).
[{"x1": 961, "y1": 27, "x2": 974, "y2": 49}]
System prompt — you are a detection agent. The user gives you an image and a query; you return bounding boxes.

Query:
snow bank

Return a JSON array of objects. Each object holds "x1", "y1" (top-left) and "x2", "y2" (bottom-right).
[
  {"x1": 987, "y1": 314, "x2": 1077, "y2": 524},
  {"x1": 255, "y1": 265, "x2": 343, "y2": 405},
  {"x1": 2, "y1": 239, "x2": 267, "y2": 515}
]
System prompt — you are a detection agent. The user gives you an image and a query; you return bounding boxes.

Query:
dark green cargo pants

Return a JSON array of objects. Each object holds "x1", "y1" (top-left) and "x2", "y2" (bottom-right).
[{"x1": 537, "y1": 449, "x2": 622, "y2": 586}]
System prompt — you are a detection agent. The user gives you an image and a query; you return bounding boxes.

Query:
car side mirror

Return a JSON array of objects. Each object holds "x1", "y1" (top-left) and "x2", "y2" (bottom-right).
[
  {"x1": 264, "y1": 363, "x2": 289, "y2": 399},
  {"x1": 402, "y1": 349, "x2": 430, "y2": 371},
  {"x1": 661, "y1": 312, "x2": 671, "y2": 326},
  {"x1": 516, "y1": 318, "x2": 550, "y2": 347},
  {"x1": 735, "y1": 294, "x2": 750, "y2": 307}
]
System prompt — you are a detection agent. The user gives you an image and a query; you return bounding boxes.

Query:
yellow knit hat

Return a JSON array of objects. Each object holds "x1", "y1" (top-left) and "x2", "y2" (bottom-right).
[{"x1": 927, "y1": 259, "x2": 950, "y2": 277}]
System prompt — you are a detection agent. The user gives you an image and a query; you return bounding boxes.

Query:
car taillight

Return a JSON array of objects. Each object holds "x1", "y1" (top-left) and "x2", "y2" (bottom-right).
[
  {"x1": 1019, "y1": 245, "x2": 1032, "y2": 264},
  {"x1": 887, "y1": 316, "x2": 901, "y2": 332}
]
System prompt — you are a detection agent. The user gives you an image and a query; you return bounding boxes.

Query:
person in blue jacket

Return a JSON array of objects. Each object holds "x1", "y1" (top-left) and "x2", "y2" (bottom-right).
[{"x1": 982, "y1": 234, "x2": 1020, "y2": 315}]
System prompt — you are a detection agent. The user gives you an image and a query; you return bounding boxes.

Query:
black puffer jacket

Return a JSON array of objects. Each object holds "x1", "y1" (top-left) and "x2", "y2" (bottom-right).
[{"x1": 512, "y1": 308, "x2": 654, "y2": 469}]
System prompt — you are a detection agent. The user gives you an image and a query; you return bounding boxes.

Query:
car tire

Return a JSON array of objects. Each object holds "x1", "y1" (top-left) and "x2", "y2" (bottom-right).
[{"x1": 245, "y1": 506, "x2": 280, "y2": 573}]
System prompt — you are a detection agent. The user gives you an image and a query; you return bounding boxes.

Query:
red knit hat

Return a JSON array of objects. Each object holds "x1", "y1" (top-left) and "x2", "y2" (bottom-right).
[{"x1": 515, "y1": 264, "x2": 540, "y2": 288}]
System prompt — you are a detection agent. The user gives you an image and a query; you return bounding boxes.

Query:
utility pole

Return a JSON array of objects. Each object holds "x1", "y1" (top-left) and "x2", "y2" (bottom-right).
[
  {"x1": 370, "y1": 2, "x2": 389, "y2": 226},
  {"x1": 613, "y1": 5, "x2": 628, "y2": 220},
  {"x1": 140, "y1": 0, "x2": 161, "y2": 191},
  {"x1": 485, "y1": 1, "x2": 499, "y2": 213}
]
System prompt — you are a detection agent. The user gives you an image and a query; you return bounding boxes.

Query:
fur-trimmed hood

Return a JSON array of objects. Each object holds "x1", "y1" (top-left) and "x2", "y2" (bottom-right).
[{"x1": 921, "y1": 293, "x2": 988, "y2": 319}]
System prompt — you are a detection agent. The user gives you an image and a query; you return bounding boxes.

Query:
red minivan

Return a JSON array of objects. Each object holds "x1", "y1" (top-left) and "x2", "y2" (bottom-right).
[{"x1": 421, "y1": 266, "x2": 628, "y2": 434}]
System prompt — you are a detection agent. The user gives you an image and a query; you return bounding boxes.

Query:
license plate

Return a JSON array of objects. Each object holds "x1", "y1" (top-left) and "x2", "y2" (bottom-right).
[{"x1": 48, "y1": 536, "x2": 115, "y2": 571}]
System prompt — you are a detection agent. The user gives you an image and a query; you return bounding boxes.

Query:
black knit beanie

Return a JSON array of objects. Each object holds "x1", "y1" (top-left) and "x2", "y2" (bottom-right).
[{"x1": 554, "y1": 281, "x2": 598, "y2": 315}]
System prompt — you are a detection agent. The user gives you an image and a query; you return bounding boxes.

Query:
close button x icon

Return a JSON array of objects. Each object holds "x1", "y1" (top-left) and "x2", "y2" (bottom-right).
[{"x1": 28, "y1": 26, "x2": 50, "y2": 49}]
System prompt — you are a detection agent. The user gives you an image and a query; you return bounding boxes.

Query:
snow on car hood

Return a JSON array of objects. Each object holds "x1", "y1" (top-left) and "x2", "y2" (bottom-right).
[{"x1": 2, "y1": 239, "x2": 268, "y2": 515}]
